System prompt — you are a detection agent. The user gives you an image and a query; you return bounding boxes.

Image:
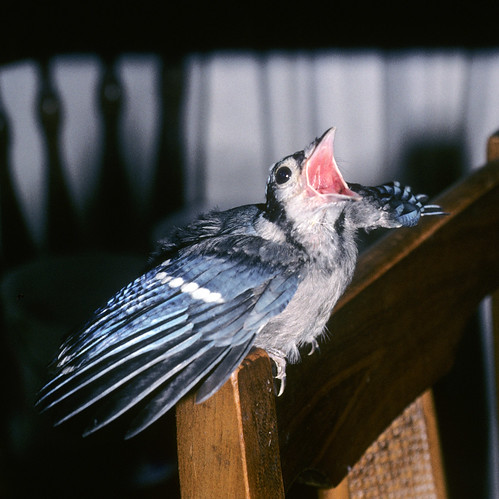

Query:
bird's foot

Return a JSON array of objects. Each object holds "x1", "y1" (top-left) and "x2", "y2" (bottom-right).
[{"x1": 266, "y1": 348, "x2": 287, "y2": 397}]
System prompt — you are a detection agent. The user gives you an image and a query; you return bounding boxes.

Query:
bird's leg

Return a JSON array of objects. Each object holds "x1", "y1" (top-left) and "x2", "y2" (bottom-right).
[{"x1": 266, "y1": 348, "x2": 288, "y2": 396}]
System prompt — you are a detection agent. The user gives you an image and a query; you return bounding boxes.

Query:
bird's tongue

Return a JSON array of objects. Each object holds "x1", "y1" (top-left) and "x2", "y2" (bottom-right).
[{"x1": 305, "y1": 128, "x2": 359, "y2": 200}]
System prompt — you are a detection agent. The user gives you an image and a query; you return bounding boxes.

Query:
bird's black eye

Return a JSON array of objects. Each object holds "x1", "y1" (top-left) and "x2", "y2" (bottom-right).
[{"x1": 275, "y1": 166, "x2": 292, "y2": 185}]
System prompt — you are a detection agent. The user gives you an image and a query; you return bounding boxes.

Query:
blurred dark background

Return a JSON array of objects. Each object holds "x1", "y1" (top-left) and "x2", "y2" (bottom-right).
[{"x1": 0, "y1": 1, "x2": 498, "y2": 497}]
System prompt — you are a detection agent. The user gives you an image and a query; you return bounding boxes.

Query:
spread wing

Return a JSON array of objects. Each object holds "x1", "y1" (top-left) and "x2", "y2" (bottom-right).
[
  {"x1": 349, "y1": 181, "x2": 446, "y2": 228},
  {"x1": 36, "y1": 243, "x2": 301, "y2": 438}
]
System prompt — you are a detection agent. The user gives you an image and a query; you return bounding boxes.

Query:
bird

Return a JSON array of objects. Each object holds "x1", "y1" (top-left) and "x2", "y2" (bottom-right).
[{"x1": 36, "y1": 127, "x2": 446, "y2": 438}]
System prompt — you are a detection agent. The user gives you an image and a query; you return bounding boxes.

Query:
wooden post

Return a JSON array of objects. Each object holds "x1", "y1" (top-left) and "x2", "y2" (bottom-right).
[{"x1": 176, "y1": 349, "x2": 285, "y2": 498}]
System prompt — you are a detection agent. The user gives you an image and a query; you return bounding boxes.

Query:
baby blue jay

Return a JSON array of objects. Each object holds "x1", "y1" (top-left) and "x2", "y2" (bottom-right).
[{"x1": 37, "y1": 128, "x2": 445, "y2": 438}]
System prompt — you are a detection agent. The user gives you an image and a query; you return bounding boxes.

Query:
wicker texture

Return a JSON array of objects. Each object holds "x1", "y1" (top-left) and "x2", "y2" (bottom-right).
[{"x1": 348, "y1": 397, "x2": 438, "y2": 498}]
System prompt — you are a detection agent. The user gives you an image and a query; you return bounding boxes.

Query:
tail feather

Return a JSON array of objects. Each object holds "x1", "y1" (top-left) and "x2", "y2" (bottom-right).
[
  {"x1": 195, "y1": 339, "x2": 255, "y2": 404},
  {"x1": 123, "y1": 346, "x2": 230, "y2": 439}
]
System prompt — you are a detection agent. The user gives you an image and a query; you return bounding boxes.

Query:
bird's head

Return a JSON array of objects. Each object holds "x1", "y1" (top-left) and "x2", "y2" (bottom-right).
[{"x1": 265, "y1": 128, "x2": 360, "y2": 225}]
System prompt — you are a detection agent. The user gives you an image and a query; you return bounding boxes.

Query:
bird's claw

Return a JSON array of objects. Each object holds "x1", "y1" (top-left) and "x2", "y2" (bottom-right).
[
  {"x1": 266, "y1": 348, "x2": 287, "y2": 397},
  {"x1": 308, "y1": 338, "x2": 320, "y2": 356}
]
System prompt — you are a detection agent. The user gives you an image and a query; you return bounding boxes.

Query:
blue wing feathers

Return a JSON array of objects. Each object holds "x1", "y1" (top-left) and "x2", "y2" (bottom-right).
[
  {"x1": 37, "y1": 239, "x2": 302, "y2": 435},
  {"x1": 123, "y1": 346, "x2": 231, "y2": 439},
  {"x1": 195, "y1": 339, "x2": 256, "y2": 404},
  {"x1": 53, "y1": 335, "x2": 210, "y2": 430},
  {"x1": 81, "y1": 341, "x2": 219, "y2": 436},
  {"x1": 41, "y1": 325, "x2": 199, "y2": 415},
  {"x1": 54, "y1": 254, "x2": 241, "y2": 368},
  {"x1": 55, "y1": 305, "x2": 190, "y2": 378}
]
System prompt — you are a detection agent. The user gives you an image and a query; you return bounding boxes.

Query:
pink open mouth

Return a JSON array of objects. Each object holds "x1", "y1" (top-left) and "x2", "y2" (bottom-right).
[{"x1": 305, "y1": 128, "x2": 360, "y2": 201}]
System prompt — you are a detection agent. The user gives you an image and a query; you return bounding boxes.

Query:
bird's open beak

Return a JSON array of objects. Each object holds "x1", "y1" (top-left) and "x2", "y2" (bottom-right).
[{"x1": 304, "y1": 128, "x2": 361, "y2": 201}]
